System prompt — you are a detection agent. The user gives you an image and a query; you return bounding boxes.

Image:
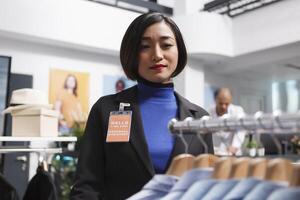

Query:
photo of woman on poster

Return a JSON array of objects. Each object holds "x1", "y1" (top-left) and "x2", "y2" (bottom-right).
[
  {"x1": 49, "y1": 69, "x2": 89, "y2": 135},
  {"x1": 54, "y1": 74, "x2": 83, "y2": 133}
]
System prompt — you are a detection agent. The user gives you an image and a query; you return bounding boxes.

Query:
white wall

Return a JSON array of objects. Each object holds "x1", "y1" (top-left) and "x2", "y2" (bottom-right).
[
  {"x1": 233, "y1": 0, "x2": 300, "y2": 55},
  {"x1": 204, "y1": 69, "x2": 272, "y2": 113},
  {"x1": 173, "y1": 12, "x2": 233, "y2": 57},
  {"x1": 0, "y1": 37, "x2": 208, "y2": 111},
  {"x1": 0, "y1": 0, "x2": 139, "y2": 54},
  {"x1": 2, "y1": 0, "x2": 299, "y2": 57},
  {"x1": 172, "y1": 0, "x2": 300, "y2": 58},
  {"x1": 173, "y1": 0, "x2": 206, "y2": 15},
  {"x1": 0, "y1": 0, "x2": 211, "y2": 109},
  {"x1": 0, "y1": 37, "x2": 123, "y2": 109},
  {"x1": 174, "y1": 59, "x2": 205, "y2": 107},
  {"x1": 1, "y1": 0, "x2": 296, "y2": 112}
]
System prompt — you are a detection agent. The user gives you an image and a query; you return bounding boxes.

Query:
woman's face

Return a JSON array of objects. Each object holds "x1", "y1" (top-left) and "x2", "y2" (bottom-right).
[
  {"x1": 138, "y1": 21, "x2": 178, "y2": 83},
  {"x1": 66, "y1": 76, "x2": 76, "y2": 89}
]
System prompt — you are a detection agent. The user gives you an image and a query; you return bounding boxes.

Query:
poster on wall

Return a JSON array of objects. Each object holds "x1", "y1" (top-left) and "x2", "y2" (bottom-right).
[
  {"x1": 102, "y1": 75, "x2": 136, "y2": 96},
  {"x1": 49, "y1": 69, "x2": 89, "y2": 135}
]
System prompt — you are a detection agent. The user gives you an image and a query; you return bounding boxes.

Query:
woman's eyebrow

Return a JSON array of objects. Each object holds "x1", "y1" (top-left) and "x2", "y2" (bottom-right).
[{"x1": 141, "y1": 36, "x2": 175, "y2": 41}]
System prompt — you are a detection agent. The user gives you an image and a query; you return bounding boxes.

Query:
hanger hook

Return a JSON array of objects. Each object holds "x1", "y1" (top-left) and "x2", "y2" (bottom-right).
[
  {"x1": 273, "y1": 110, "x2": 286, "y2": 130},
  {"x1": 238, "y1": 113, "x2": 252, "y2": 131},
  {"x1": 255, "y1": 111, "x2": 282, "y2": 154},
  {"x1": 185, "y1": 116, "x2": 208, "y2": 153},
  {"x1": 169, "y1": 117, "x2": 189, "y2": 154},
  {"x1": 178, "y1": 129, "x2": 189, "y2": 154},
  {"x1": 200, "y1": 115, "x2": 210, "y2": 133},
  {"x1": 255, "y1": 111, "x2": 274, "y2": 131},
  {"x1": 38, "y1": 152, "x2": 43, "y2": 164},
  {"x1": 221, "y1": 114, "x2": 231, "y2": 131},
  {"x1": 197, "y1": 131, "x2": 208, "y2": 154},
  {"x1": 178, "y1": 117, "x2": 195, "y2": 154},
  {"x1": 297, "y1": 110, "x2": 300, "y2": 131}
]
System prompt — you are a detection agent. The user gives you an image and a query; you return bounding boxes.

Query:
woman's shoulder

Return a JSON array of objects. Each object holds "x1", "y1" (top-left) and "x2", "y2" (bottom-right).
[
  {"x1": 185, "y1": 99, "x2": 209, "y2": 116},
  {"x1": 174, "y1": 91, "x2": 209, "y2": 117},
  {"x1": 93, "y1": 85, "x2": 137, "y2": 106}
]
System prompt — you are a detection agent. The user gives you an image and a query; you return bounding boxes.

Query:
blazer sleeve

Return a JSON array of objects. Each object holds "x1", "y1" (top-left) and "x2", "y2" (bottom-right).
[{"x1": 70, "y1": 100, "x2": 105, "y2": 200}]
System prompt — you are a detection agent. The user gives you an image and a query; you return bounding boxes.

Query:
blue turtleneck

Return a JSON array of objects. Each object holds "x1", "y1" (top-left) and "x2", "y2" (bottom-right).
[{"x1": 137, "y1": 80, "x2": 177, "y2": 173}]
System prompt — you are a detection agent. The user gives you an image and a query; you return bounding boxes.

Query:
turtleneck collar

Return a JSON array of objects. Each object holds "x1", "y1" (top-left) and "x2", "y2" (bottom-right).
[
  {"x1": 137, "y1": 78, "x2": 175, "y2": 101},
  {"x1": 137, "y1": 77, "x2": 174, "y2": 88}
]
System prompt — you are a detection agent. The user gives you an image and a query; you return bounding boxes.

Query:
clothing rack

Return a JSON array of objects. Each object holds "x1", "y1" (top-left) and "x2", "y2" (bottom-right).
[
  {"x1": 0, "y1": 136, "x2": 77, "y2": 180},
  {"x1": 168, "y1": 111, "x2": 300, "y2": 134}
]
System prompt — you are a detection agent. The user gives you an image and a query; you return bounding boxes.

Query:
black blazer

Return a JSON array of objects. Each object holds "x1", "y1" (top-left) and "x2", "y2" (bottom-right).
[{"x1": 70, "y1": 86, "x2": 213, "y2": 200}]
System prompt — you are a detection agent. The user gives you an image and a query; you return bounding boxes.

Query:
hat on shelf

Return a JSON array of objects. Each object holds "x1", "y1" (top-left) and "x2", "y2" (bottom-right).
[{"x1": 2, "y1": 88, "x2": 53, "y2": 114}]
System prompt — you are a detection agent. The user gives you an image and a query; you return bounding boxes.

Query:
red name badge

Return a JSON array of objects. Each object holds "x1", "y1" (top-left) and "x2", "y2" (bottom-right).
[{"x1": 106, "y1": 111, "x2": 132, "y2": 142}]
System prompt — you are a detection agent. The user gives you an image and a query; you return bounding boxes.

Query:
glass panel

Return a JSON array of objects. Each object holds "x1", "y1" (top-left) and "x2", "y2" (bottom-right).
[
  {"x1": 0, "y1": 56, "x2": 11, "y2": 136},
  {"x1": 272, "y1": 79, "x2": 300, "y2": 113}
]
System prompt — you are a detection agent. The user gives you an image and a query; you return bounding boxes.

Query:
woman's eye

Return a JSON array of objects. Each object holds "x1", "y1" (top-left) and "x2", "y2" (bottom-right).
[
  {"x1": 140, "y1": 44, "x2": 150, "y2": 49},
  {"x1": 162, "y1": 43, "x2": 173, "y2": 48}
]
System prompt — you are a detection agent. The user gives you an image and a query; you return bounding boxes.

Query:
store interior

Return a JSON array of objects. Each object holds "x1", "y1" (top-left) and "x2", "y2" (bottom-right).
[{"x1": 1, "y1": 0, "x2": 300, "y2": 199}]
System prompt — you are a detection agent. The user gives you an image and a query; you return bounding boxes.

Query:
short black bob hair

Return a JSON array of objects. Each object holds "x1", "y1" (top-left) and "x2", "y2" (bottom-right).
[{"x1": 120, "y1": 12, "x2": 187, "y2": 81}]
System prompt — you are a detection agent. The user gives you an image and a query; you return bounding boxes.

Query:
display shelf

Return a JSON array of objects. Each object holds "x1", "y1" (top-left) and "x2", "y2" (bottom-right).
[
  {"x1": 0, "y1": 136, "x2": 77, "y2": 142},
  {"x1": 0, "y1": 148, "x2": 62, "y2": 154}
]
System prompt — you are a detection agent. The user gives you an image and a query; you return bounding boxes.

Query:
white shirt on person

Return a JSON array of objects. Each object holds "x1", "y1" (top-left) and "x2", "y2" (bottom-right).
[{"x1": 208, "y1": 104, "x2": 246, "y2": 156}]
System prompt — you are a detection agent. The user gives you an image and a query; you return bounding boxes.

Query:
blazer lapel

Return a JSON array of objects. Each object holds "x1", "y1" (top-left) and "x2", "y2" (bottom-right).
[
  {"x1": 115, "y1": 86, "x2": 155, "y2": 176},
  {"x1": 170, "y1": 92, "x2": 199, "y2": 157}
]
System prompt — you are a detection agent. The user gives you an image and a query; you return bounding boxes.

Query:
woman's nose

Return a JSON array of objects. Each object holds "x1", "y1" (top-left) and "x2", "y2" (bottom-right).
[{"x1": 152, "y1": 46, "x2": 163, "y2": 62}]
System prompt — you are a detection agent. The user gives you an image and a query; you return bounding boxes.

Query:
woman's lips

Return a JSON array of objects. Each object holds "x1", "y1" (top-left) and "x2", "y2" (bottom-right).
[{"x1": 150, "y1": 64, "x2": 167, "y2": 71}]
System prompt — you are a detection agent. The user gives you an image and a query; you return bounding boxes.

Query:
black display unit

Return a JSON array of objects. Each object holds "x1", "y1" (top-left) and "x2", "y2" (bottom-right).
[
  {"x1": 1, "y1": 72, "x2": 33, "y2": 198},
  {"x1": 0, "y1": 55, "x2": 11, "y2": 136},
  {"x1": 0, "y1": 55, "x2": 11, "y2": 174}
]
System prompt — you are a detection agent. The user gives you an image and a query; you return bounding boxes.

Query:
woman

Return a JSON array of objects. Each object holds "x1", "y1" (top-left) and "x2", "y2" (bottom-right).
[
  {"x1": 70, "y1": 12, "x2": 213, "y2": 200},
  {"x1": 115, "y1": 78, "x2": 126, "y2": 93},
  {"x1": 55, "y1": 74, "x2": 83, "y2": 134}
]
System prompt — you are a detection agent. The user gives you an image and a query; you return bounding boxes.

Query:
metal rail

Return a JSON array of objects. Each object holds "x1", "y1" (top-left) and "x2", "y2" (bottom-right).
[{"x1": 169, "y1": 111, "x2": 300, "y2": 134}]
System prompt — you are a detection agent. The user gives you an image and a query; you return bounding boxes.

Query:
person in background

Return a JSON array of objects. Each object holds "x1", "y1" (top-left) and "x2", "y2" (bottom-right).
[
  {"x1": 115, "y1": 78, "x2": 126, "y2": 93},
  {"x1": 55, "y1": 74, "x2": 84, "y2": 134},
  {"x1": 70, "y1": 12, "x2": 213, "y2": 200},
  {"x1": 209, "y1": 87, "x2": 246, "y2": 156}
]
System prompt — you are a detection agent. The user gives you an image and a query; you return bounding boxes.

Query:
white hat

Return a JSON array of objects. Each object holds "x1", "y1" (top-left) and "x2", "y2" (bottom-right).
[{"x1": 2, "y1": 88, "x2": 52, "y2": 114}]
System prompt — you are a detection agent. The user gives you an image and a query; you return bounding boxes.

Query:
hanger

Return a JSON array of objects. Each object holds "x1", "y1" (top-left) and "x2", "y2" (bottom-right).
[
  {"x1": 37, "y1": 151, "x2": 48, "y2": 172},
  {"x1": 196, "y1": 132, "x2": 209, "y2": 154},
  {"x1": 289, "y1": 163, "x2": 300, "y2": 186},
  {"x1": 185, "y1": 117, "x2": 209, "y2": 154},
  {"x1": 255, "y1": 111, "x2": 283, "y2": 154},
  {"x1": 166, "y1": 126, "x2": 195, "y2": 177},
  {"x1": 212, "y1": 156, "x2": 235, "y2": 179},
  {"x1": 229, "y1": 157, "x2": 251, "y2": 179},
  {"x1": 166, "y1": 154, "x2": 195, "y2": 176},
  {"x1": 265, "y1": 158, "x2": 293, "y2": 183},
  {"x1": 247, "y1": 158, "x2": 268, "y2": 179},
  {"x1": 196, "y1": 116, "x2": 212, "y2": 153},
  {"x1": 194, "y1": 154, "x2": 219, "y2": 168}
]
